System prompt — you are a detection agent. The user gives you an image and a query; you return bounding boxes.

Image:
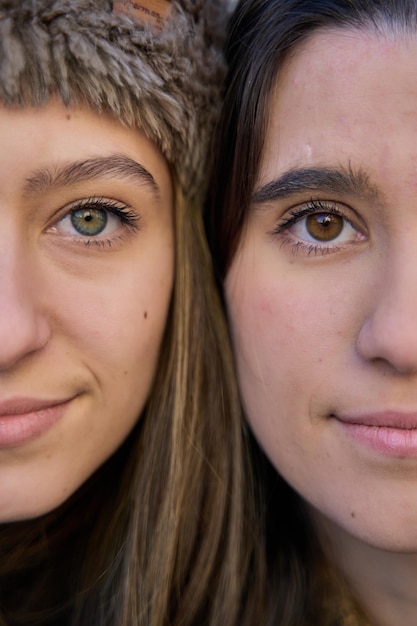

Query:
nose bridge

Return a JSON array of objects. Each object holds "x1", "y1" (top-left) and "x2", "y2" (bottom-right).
[
  {"x1": 357, "y1": 238, "x2": 417, "y2": 372},
  {"x1": 0, "y1": 234, "x2": 50, "y2": 370}
]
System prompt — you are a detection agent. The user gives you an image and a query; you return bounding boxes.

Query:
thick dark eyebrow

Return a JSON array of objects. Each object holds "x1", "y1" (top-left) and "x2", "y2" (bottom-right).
[
  {"x1": 23, "y1": 154, "x2": 160, "y2": 197},
  {"x1": 252, "y1": 165, "x2": 379, "y2": 206}
]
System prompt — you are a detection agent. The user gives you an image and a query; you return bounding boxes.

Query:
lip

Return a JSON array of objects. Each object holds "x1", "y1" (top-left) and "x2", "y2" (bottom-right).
[
  {"x1": 0, "y1": 397, "x2": 74, "y2": 448},
  {"x1": 335, "y1": 411, "x2": 417, "y2": 457}
]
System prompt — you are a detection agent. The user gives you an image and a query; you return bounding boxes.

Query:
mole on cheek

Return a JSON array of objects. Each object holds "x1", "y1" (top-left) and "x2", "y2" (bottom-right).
[
  {"x1": 66, "y1": 114, "x2": 71, "y2": 120},
  {"x1": 144, "y1": 311, "x2": 148, "y2": 319}
]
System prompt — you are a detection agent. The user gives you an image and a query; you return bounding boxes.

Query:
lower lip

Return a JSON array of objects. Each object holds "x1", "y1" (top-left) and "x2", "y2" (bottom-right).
[
  {"x1": 0, "y1": 401, "x2": 71, "y2": 448},
  {"x1": 338, "y1": 421, "x2": 417, "y2": 457}
]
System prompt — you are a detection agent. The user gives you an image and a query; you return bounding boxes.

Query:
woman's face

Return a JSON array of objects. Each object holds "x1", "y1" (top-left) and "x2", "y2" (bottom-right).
[
  {"x1": 226, "y1": 29, "x2": 417, "y2": 552},
  {"x1": 0, "y1": 99, "x2": 173, "y2": 521}
]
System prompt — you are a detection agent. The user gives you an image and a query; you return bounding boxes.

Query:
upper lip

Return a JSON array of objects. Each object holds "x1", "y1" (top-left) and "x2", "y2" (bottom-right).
[
  {"x1": 334, "y1": 411, "x2": 417, "y2": 429},
  {"x1": 0, "y1": 397, "x2": 73, "y2": 417}
]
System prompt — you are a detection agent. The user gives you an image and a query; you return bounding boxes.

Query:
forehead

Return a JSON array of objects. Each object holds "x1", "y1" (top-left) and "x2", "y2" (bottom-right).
[
  {"x1": 0, "y1": 99, "x2": 172, "y2": 212},
  {"x1": 259, "y1": 28, "x2": 417, "y2": 186}
]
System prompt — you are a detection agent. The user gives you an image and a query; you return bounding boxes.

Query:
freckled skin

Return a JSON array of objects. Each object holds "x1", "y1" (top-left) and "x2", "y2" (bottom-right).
[{"x1": 0, "y1": 99, "x2": 174, "y2": 521}]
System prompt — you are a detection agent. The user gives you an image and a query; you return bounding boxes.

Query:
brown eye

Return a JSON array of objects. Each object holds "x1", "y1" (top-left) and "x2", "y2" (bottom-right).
[
  {"x1": 283, "y1": 205, "x2": 364, "y2": 250},
  {"x1": 306, "y1": 213, "x2": 343, "y2": 241}
]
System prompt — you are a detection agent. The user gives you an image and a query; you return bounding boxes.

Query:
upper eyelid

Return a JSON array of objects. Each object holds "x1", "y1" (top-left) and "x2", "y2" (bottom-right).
[
  {"x1": 47, "y1": 196, "x2": 133, "y2": 224},
  {"x1": 280, "y1": 200, "x2": 343, "y2": 224},
  {"x1": 274, "y1": 199, "x2": 367, "y2": 233},
  {"x1": 275, "y1": 200, "x2": 347, "y2": 229}
]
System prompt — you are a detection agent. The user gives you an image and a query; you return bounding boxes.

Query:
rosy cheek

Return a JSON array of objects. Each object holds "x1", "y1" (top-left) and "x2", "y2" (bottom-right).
[
  {"x1": 255, "y1": 285, "x2": 301, "y2": 333},
  {"x1": 258, "y1": 293, "x2": 276, "y2": 316}
]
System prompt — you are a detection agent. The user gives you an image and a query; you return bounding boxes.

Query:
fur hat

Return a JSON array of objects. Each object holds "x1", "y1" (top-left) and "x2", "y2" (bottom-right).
[{"x1": 0, "y1": 0, "x2": 228, "y2": 203}]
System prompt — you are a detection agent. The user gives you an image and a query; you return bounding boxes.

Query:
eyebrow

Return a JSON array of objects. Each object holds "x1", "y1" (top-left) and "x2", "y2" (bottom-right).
[
  {"x1": 252, "y1": 165, "x2": 380, "y2": 206},
  {"x1": 23, "y1": 154, "x2": 160, "y2": 197}
]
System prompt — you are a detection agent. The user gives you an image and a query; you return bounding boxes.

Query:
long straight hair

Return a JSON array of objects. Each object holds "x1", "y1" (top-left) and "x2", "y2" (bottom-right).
[
  {"x1": 207, "y1": 1, "x2": 417, "y2": 623},
  {"x1": 0, "y1": 183, "x2": 256, "y2": 624}
]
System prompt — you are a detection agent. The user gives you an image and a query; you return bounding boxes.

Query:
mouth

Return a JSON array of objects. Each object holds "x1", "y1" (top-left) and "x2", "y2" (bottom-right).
[
  {"x1": 0, "y1": 396, "x2": 76, "y2": 448},
  {"x1": 334, "y1": 411, "x2": 417, "y2": 457}
]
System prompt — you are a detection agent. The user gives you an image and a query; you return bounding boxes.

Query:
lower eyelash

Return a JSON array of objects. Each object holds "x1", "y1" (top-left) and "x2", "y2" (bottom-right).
[
  {"x1": 279, "y1": 236, "x2": 342, "y2": 257},
  {"x1": 77, "y1": 218, "x2": 139, "y2": 249},
  {"x1": 82, "y1": 237, "x2": 117, "y2": 249}
]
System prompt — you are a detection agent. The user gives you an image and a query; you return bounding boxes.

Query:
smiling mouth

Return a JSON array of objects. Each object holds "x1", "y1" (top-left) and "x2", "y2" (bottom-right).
[{"x1": 0, "y1": 397, "x2": 75, "y2": 448}]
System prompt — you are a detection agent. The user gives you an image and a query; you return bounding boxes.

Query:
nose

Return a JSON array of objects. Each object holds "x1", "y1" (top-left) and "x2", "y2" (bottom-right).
[
  {"x1": 0, "y1": 249, "x2": 50, "y2": 371},
  {"x1": 356, "y1": 248, "x2": 417, "y2": 375}
]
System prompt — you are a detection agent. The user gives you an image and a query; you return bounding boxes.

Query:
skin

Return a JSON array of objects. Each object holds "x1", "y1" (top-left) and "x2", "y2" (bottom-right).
[
  {"x1": 225, "y1": 29, "x2": 417, "y2": 624},
  {"x1": 0, "y1": 99, "x2": 174, "y2": 522}
]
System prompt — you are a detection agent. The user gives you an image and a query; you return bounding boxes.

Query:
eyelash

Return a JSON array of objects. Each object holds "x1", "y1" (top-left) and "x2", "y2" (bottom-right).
[
  {"x1": 51, "y1": 197, "x2": 141, "y2": 248},
  {"x1": 269, "y1": 199, "x2": 364, "y2": 256}
]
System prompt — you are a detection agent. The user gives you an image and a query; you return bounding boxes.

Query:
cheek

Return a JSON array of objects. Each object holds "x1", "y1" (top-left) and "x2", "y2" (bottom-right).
[
  {"x1": 227, "y1": 268, "x2": 328, "y2": 403},
  {"x1": 225, "y1": 257, "x2": 362, "y2": 466},
  {"x1": 45, "y1": 248, "x2": 174, "y2": 388},
  {"x1": 226, "y1": 268, "x2": 308, "y2": 451},
  {"x1": 81, "y1": 274, "x2": 171, "y2": 361}
]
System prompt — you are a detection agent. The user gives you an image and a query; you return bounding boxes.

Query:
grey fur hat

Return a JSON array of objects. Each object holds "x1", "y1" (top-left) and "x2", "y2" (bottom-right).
[{"x1": 0, "y1": 0, "x2": 229, "y2": 203}]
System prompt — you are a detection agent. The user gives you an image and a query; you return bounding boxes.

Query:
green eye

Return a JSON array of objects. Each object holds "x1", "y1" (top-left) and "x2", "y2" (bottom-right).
[
  {"x1": 71, "y1": 208, "x2": 107, "y2": 236},
  {"x1": 53, "y1": 197, "x2": 140, "y2": 243}
]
